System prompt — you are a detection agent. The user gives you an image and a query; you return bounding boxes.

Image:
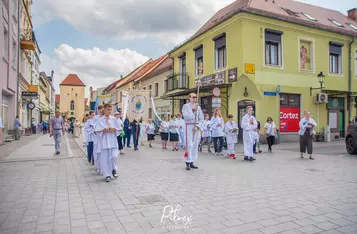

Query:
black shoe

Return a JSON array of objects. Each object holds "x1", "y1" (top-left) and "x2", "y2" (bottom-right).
[
  {"x1": 190, "y1": 163, "x2": 198, "y2": 169},
  {"x1": 105, "y1": 177, "x2": 111, "y2": 182},
  {"x1": 112, "y1": 171, "x2": 118, "y2": 178},
  {"x1": 300, "y1": 155, "x2": 304, "y2": 158},
  {"x1": 208, "y1": 150, "x2": 212, "y2": 153},
  {"x1": 186, "y1": 163, "x2": 190, "y2": 170},
  {"x1": 309, "y1": 156, "x2": 315, "y2": 160},
  {"x1": 149, "y1": 144, "x2": 152, "y2": 148},
  {"x1": 92, "y1": 161, "x2": 94, "y2": 165},
  {"x1": 254, "y1": 152, "x2": 258, "y2": 154},
  {"x1": 127, "y1": 146, "x2": 131, "y2": 148},
  {"x1": 244, "y1": 156, "x2": 249, "y2": 161},
  {"x1": 56, "y1": 151, "x2": 60, "y2": 155},
  {"x1": 249, "y1": 157, "x2": 256, "y2": 162}
]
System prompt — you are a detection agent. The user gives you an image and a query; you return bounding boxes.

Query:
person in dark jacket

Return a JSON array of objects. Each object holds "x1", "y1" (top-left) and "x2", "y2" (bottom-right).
[
  {"x1": 131, "y1": 118, "x2": 140, "y2": 151},
  {"x1": 123, "y1": 115, "x2": 131, "y2": 148}
]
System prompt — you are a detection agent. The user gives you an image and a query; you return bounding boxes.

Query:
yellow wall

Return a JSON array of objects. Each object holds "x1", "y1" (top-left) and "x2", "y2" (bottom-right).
[
  {"x1": 170, "y1": 12, "x2": 357, "y2": 135},
  {"x1": 59, "y1": 85, "x2": 85, "y2": 120}
]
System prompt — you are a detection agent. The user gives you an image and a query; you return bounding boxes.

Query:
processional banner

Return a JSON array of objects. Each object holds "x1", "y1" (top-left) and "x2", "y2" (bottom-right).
[{"x1": 127, "y1": 90, "x2": 150, "y2": 121}]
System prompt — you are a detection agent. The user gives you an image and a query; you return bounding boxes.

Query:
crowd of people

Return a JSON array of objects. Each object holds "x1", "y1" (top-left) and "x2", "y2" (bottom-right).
[{"x1": 46, "y1": 92, "x2": 319, "y2": 182}]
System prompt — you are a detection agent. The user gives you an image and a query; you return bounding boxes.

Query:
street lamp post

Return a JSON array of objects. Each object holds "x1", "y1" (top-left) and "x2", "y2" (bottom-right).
[{"x1": 310, "y1": 72, "x2": 325, "y2": 96}]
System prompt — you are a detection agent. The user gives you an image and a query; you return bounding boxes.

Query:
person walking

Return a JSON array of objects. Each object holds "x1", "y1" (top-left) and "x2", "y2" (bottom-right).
[
  {"x1": 182, "y1": 93, "x2": 204, "y2": 170},
  {"x1": 123, "y1": 115, "x2": 131, "y2": 148},
  {"x1": 131, "y1": 117, "x2": 140, "y2": 151},
  {"x1": 224, "y1": 114, "x2": 239, "y2": 159},
  {"x1": 199, "y1": 114, "x2": 212, "y2": 153},
  {"x1": 299, "y1": 111, "x2": 316, "y2": 160},
  {"x1": 159, "y1": 116, "x2": 169, "y2": 149},
  {"x1": 146, "y1": 119, "x2": 155, "y2": 147},
  {"x1": 253, "y1": 121, "x2": 262, "y2": 154},
  {"x1": 42, "y1": 120, "x2": 48, "y2": 134},
  {"x1": 139, "y1": 117, "x2": 146, "y2": 146},
  {"x1": 14, "y1": 116, "x2": 21, "y2": 140},
  {"x1": 211, "y1": 108, "x2": 225, "y2": 156},
  {"x1": 84, "y1": 111, "x2": 95, "y2": 164},
  {"x1": 241, "y1": 106, "x2": 257, "y2": 162},
  {"x1": 176, "y1": 113, "x2": 185, "y2": 148},
  {"x1": 169, "y1": 114, "x2": 179, "y2": 151},
  {"x1": 49, "y1": 110, "x2": 65, "y2": 155},
  {"x1": 264, "y1": 117, "x2": 277, "y2": 152},
  {"x1": 73, "y1": 119, "x2": 81, "y2": 138},
  {"x1": 114, "y1": 112, "x2": 125, "y2": 155}
]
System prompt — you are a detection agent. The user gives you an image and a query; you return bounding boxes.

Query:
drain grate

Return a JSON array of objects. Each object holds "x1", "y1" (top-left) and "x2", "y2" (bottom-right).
[
  {"x1": 305, "y1": 168, "x2": 321, "y2": 172},
  {"x1": 136, "y1": 195, "x2": 168, "y2": 205}
]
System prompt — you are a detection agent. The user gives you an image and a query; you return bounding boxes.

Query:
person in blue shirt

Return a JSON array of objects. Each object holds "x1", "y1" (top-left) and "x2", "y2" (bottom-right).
[
  {"x1": 123, "y1": 115, "x2": 131, "y2": 148},
  {"x1": 42, "y1": 120, "x2": 48, "y2": 134}
]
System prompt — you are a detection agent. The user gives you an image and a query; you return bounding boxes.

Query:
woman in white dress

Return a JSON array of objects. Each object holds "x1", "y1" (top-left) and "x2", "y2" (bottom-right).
[
  {"x1": 73, "y1": 119, "x2": 81, "y2": 138},
  {"x1": 139, "y1": 117, "x2": 146, "y2": 146}
]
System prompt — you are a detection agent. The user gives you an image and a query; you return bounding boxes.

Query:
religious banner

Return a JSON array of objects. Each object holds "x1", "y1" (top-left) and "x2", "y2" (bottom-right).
[
  {"x1": 96, "y1": 95, "x2": 112, "y2": 105},
  {"x1": 127, "y1": 90, "x2": 150, "y2": 121}
]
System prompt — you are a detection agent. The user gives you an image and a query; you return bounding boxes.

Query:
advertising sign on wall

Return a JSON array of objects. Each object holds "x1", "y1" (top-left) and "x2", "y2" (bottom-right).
[{"x1": 280, "y1": 107, "x2": 300, "y2": 132}]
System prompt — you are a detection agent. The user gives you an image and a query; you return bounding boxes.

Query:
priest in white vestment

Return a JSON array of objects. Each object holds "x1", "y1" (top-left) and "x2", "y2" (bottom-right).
[
  {"x1": 241, "y1": 106, "x2": 257, "y2": 162},
  {"x1": 95, "y1": 104, "x2": 120, "y2": 182},
  {"x1": 182, "y1": 93, "x2": 204, "y2": 170}
]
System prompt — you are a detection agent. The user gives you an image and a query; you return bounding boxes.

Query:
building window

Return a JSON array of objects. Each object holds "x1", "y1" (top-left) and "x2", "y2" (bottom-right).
[
  {"x1": 299, "y1": 40, "x2": 314, "y2": 71},
  {"x1": 3, "y1": 26, "x2": 9, "y2": 60},
  {"x1": 265, "y1": 29, "x2": 283, "y2": 66},
  {"x1": 281, "y1": 7, "x2": 299, "y2": 17},
  {"x1": 149, "y1": 108, "x2": 152, "y2": 119},
  {"x1": 148, "y1": 85, "x2": 152, "y2": 90},
  {"x1": 179, "y1": 54, "x2": 186, "y2": 88},
  {"x1": 12, "y1": 39, "x2": 16, "y2": 64},
  {"x1": 194, "y1": 45, "x2": 203, "y2": 76},
  {"x1": 347, "y1": 23, "x2": 357, "y2": 31},
  {"x1": 154, "y1": 83, "x2": 158, "y2": 97},
  {"x1": 214, "y1": 34, "x2": 226, "y2": 70},
  {"x1": 329, "y1": 42, "x2": 343, "y2": 74},
  {"x1": 330, "y1": 19, "x2": 344, "y2": 27},
  {"x1": 70, "y1": 100, "x2": 74, "y2": 110},
  {"x1": 164, "y1": 80, "x2": 168, "y2": 92}
]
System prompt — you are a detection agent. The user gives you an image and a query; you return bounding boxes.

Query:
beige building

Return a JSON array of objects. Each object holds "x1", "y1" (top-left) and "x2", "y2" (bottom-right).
[
  {"x1": 59, "y1": 74, "x2": 86, "y2": 120},
  {"x1": 38, "y1": 72, "x2": 52, "y2": 121}
]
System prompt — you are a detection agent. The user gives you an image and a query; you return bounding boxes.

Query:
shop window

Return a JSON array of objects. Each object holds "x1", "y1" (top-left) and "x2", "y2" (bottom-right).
[
  {"x1": 280, "y1": 94, "x2": 300, "y2": 107},
  {"x1": 299, "y1": 40, "x2": 314, "y2": 71},
  {"x1": 213, "y1": 33, "x2": 226, "y2": 70},
  {"x1": 265, "y1": 29, "x2": 283, "y2": 66},
  {"x1": 329, "y1": 42, "x2": 343, "y2": 74},
  {"x1": 194, "y1": 45, "x2": 203, "y2": 76}
]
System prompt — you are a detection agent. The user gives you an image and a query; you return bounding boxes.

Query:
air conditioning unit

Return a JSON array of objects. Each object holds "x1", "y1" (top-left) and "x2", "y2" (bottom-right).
[{"x1": 314, "y1": 93, "x2": 328, "y2": 104}]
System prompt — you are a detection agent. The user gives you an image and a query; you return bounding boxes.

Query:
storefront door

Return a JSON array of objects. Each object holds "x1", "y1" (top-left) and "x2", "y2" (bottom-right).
[
  {"x1": 328, "y1": 97, "x2": 345, "y2": 137},
  {"x1": 237, "y1": 100, "x2": 256, "y2": 140}
]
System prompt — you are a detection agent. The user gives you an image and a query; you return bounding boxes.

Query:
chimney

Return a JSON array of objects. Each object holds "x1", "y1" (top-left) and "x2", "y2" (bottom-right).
[{"x1": 348, "y1": 8, "x2": 357, "y2": 22}]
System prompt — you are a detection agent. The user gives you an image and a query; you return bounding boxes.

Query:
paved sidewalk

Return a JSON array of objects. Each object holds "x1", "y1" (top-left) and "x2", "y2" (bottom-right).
[
  {"x1": 0, "y1": 133, "x2": 42, "y2": 158},
  {"x1": 0, "y1": 134, "x2": 357, "y2": 233}
]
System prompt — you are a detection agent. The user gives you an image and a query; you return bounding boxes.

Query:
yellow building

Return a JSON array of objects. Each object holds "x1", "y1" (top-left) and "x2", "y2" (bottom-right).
[
  {"x1": 59, "y1": 74, "x2": 86, "y2": 120},
  {"x1": 164, "y1": 0, "x2": 357, "y2": 142},
  {"x1": 39, "y1": 72, "x2": 51, "y2": 121}
]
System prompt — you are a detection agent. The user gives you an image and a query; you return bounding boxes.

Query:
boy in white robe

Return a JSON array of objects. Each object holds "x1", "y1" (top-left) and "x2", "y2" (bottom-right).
[
  {"x1": 93, "y1": 105, "x2": 104, "y2": 174},
  {"x1": 176, "y1": 113, "x2": 185, "y2": 148},
  {"x1": 84, "y1": 110, "x2": 95, "y2": 164},
  {"x1": 241, "y1": 106, "x2": 257, "y2": 162},
  {"x1": 182, "y1": 93, "x2": 204, "y2": 170},
  {"x1": 95, "y1": 103, "x2": 120, "y2": 182},
  {"x1": 224, "y1": 114, "x2": 239, "y2": 159},
  {"x1": 199, "y1": 114, "x2": 212, "y2": 153}
]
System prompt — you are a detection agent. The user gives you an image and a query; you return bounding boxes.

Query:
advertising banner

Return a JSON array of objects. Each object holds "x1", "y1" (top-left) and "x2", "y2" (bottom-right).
[
  {"x1": 280, "y1": 107, "x2": 300, "y2": 132},
  {"x1": 128, "y1": 90, "x2": 150, "y2": 121}
]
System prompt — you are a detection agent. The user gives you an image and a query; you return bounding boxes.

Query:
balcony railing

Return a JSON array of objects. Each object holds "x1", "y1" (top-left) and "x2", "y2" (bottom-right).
[
  {"x1": 20, "y1": 29, "x2": 36, "y2": 50},
  {"x1": 166, "y1": 73, "x2": 189, "y2": 92}
]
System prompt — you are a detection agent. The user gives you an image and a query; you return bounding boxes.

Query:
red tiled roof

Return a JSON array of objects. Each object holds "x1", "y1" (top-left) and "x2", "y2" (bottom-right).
[
  {"x1": 60, "y1": 74, "x2": 85, "y2": 86},
  {"x1": 122, "y1": 54, "x2": 169, "y2": 86},
  {"x1": 140, "y1": 57, "x2": 172, "y2": 82},
  {"x1": 55, "y1": 94, "x2": 60, "y2": 103},
  {"x1": 177, "y1": 0, "x2": 357, "y2": 51}
]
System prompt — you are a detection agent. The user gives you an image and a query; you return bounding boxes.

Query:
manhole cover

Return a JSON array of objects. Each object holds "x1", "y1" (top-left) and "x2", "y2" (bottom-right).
[
  {"x1": 305, "y1": 168, "x2": 321, "y2": 172},
  {"x1": 161, "y1": 159, "x2": 182, "y2": 164},
  {"x1": 42, "y1": 144, "x2": 55, "y2": 146},
  {"x1": 136, "y1": 195, "x2": 168, "y2": 205}
]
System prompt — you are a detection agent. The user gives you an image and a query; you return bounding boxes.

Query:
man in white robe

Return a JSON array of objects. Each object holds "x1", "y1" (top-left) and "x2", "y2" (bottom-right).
[
  {"x1": 182, "y1": 93, "x2": 204, "y2": 170},
  {"x1": 241, "y1": 106, "x2": 257, "y2": 162},
  {"x1": 176, "y1": 113, "x2": 185, "y2": 148},
  {"x1": 93, "y1": 105, "x2": 104, "y2": 174},
  {"x1": 94, "y1": 104, "x2": 120, "y2": 182}
]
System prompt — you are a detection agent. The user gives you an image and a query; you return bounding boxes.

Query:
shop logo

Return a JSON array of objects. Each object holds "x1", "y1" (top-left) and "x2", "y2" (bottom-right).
[{"x1": 280, "y1": 112, "x2": 299, "y2": 119}]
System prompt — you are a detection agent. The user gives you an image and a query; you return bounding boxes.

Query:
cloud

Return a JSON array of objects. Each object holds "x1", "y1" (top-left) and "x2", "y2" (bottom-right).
[
  {"x1": 32, "y1": 0, "x2": 235, "y2": 45},
  {"x1": 40, "y1": 45, "x2": 149, "y2": 94}
]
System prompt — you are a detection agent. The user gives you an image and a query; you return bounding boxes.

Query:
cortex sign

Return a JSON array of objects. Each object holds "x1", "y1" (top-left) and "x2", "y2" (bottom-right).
[
  {"x1": 280, "y1": 107, "x2": 300, "y2": 132},
  {"x1": 280, "y1": 112, "x2": 299, "y2": 119}
]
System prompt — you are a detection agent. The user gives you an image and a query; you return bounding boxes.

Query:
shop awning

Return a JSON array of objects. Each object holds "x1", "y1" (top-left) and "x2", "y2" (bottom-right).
[
  {"x1": 161, "y1": 83, "x2": 232, "y2": 100},
  {"x1": 323, "y1": 90, "x2": 357, "y2": 97}
]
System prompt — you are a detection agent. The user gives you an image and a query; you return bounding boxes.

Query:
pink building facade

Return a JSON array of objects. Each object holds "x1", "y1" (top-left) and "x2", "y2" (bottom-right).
[{"x1": 1, "y1": 0, "x2": 19, "y2": 138}]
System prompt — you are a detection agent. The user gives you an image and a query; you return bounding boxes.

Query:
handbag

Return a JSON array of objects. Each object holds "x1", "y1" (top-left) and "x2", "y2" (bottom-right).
[{"x1": 121, "y1": 130, "x2": 125, "y2": 137}]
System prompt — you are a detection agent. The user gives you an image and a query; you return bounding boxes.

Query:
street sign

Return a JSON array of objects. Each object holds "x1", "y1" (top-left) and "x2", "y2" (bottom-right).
[
  {"x1": 264, "y1": 91, "x2": 277, "y2": 96},
  {"x1": 212, "y1": 97, "x2": 221, "y2": 108},
  {"x1": 28, "y1": 85, "x2": 39, "y2": 93},
  {"x1": 277, "y1": 84, "x2": 281, "y2": 96},
  {"x1": 212, "y1": 87, "x2": 221, "y2": 97},
  {"x1": 22, "y1": 92, "x2": 38, "y2": 99},
  {"x1": 245, "y1": 63, "x2": 255, "y2": 74}
]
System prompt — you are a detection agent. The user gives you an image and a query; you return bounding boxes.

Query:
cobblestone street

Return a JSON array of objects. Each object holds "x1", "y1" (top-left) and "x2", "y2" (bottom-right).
[{"x1": 0, "y1": 134, "x2": 357, "y2": 234}]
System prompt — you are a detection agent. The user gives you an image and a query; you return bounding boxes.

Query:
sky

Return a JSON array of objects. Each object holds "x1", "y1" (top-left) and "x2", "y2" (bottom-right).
[{"x1": 31, "y1": 0, "x2": 356, "y2": 95}]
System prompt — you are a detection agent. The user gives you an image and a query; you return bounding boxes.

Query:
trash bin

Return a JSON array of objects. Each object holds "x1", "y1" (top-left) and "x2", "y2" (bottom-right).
[{"x1": 274, "y1": 130, "x2": 280, "y2": 145}]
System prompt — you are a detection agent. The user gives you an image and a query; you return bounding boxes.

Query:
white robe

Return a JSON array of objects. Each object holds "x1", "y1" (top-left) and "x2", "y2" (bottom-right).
[
  {"x1": 84, "y1": 119, "x2": 94, "y2": 143},
  {"x1": 241, "y1": 114, "x2": 257, "y2": 157},
  {"x1": 176, "y1": 118, "x2": 185, "y2": 145},
  {"x1": 201, "y1": 120, "x2": 211, "y2": 138},
  {"x1": 93, "y1": 115, "x2": 102, "y2": 174},
  {"x1": 94, "y1": 115, "x2": 120, "y2": 178},
  {"x1": 211, "y1": 116, "x2": 225, "y2": 137},
  {"x1": 224, "y1": 121, "x2": 238, "y2": 155},
  {"x1": 182, "y1": 103, "x2": 204, "y2": 163}
]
